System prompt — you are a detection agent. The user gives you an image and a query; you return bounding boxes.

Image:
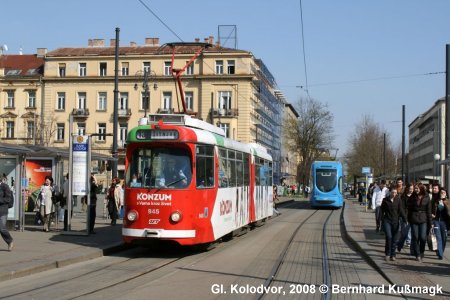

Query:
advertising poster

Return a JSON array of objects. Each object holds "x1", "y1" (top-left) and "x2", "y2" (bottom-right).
[
  {"x1": 0, "y1": 158, "x2": 18, "y2": 219},
  {"x1": 25, "y1": 159, "x2": 53, "y2": 212}
]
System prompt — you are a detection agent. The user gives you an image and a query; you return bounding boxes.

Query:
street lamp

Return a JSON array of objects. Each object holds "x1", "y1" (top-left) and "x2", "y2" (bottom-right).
[
  {"x1": 134, "y1": 70, "x2": 157, "y2": 117},
  {"x1": 434, "y1": 153, "x2": 441, "y2": 184}
]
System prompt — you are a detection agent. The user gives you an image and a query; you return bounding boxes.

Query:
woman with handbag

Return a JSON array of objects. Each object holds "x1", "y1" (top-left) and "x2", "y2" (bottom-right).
[
  {"x1": 431, "y1": 188, "x2": 450, "y2": 260},
  {"x1": 407, "y1": 183, "x2": 432, "y2": 262}
]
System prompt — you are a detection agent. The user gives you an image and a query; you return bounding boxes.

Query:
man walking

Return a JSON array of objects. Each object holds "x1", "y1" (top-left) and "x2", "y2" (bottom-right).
[
  {"x1": 372, "y1": 180, "x2": 388, "y2": 232},
  {"x1": 0, "y1": 177, "x2": 14, "y2": 251}
]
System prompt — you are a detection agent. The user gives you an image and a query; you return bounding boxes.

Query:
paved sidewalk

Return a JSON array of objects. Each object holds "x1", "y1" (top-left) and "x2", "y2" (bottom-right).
[
  {"x1": 343, "y1": 197, "x2": 450, "y2": 299},
  {"x1": 0, "y1": 204, "x2": 124, "y2": 282}
]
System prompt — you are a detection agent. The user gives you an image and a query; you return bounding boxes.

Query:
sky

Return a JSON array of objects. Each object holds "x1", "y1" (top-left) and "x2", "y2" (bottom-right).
[{"x1": 2, "y1": 0, "x2": 450, "y2": 157}]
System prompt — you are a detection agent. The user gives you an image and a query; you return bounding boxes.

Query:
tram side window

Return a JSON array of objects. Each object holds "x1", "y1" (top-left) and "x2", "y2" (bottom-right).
[
  {"x1": 236, "y1": 152, "x2": 244, "y2": 187},
  {"x1": 218, "y1": 148, "x2": 229, "y2": 188},
  {"x1": 196, "y1": 145, "x2": 214, "y2": 188},
  {"x1": 243, "y1": 154, "x2": 250, "y2": 186},
  {"x1": 268, "y1": 162, "x2": 273, "y2": 186},
  {"x1": 255, "y1": 159, "x2": 261, "y2": 186},
  {"x1": 228, "y1": 150, "x2": 236, "y2": 187}
]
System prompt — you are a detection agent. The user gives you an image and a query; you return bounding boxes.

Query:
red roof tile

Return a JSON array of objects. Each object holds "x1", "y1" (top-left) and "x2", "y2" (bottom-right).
[{"x1": 0, "y1": 55, "x2": 44, "y2": 77}]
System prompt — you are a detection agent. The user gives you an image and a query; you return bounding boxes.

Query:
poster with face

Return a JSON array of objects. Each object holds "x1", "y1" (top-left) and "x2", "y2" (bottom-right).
[{"x1": 24, "y1": 159, "x2": 53, "y2": 212}]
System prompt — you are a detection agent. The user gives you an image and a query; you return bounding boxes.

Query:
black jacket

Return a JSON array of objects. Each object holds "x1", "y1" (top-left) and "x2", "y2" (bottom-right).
[
  {"x1": 381, "y1": 195, "x2": 406, "y2": 223},
  {"x1": 407, "y1": 194, "x2": 432, "y2": 227}
]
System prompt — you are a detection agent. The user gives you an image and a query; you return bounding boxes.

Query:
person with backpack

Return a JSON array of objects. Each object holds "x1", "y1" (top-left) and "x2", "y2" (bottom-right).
[{"x1": 0, "y1": 176, "x2": 14, "y2": 251}]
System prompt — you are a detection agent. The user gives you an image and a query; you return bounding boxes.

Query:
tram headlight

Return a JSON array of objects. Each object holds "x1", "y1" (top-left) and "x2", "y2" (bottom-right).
[
  {"x1": 127, "y1": 210, "x2": 138, "y2": 222},
  {"x1": 170, "y1": 211, "x2": 182, "y2": 223}
]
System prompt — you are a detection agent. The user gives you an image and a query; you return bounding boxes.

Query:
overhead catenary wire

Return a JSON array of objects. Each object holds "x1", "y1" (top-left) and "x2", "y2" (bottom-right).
[
  {"x1": 298, "y1": 0, "x2": 310, "y2": 99},
  {"x1": 137, "y1": 0, "x2": 184, "y2": 42}
]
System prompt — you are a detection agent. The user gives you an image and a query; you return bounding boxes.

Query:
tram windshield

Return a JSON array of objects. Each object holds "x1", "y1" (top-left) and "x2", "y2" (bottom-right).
[
  {"x1": 126, "y1": 147, "x2": 192, "y2": 189},
  {"x1": 315, "y1": 168, "x2": 337, "y2": 193}
]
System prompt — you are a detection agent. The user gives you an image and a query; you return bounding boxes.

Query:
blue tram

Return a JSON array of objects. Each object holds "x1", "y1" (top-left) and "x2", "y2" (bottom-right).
[{"x1": 310, "y1": 161, "x2": 344, "y2": 208}]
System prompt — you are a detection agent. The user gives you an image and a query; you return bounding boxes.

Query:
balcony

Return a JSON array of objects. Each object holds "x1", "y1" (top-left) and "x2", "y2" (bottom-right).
[
  {"x1": 118, "y1": 108, "x2": 132, "y2": 119},
  {"x1": 71, "y1": 108, "x2": 89, "y2": 118},
  {"x1": 157, "y1": 107, "x2": 175, "y2": 114},
  {"x1": 211, "y1": 108, "x2": 239, "y2": 118}
]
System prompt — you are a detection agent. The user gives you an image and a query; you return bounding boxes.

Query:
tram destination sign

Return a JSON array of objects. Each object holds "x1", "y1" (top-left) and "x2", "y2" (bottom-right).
[{"x1": 136, "y1": 129, "x2": 179, "y2": 140}]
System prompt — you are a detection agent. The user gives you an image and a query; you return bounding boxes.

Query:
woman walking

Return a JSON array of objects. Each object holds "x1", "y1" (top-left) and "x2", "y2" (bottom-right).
[
  {"x1": 431, "y1": 188, "x2": 450, "y2": 259},
  {"x1": 407, "y1": 183, "x2": 432, "y2": 262},
  {"x1": 107, "y1": 178, "x2": 120, "y2": 225},
  {"x1": 397, "y1": 183, "x2": 414, "y2": 252},
  {"x1": 39, "y1": 176, "x2": 55, "y2": 232},
  {"x1": 381, "y1": 186, "x2": 406, "y2": 261}
]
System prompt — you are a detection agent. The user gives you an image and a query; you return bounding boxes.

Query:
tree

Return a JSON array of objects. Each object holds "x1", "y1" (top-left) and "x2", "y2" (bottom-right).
[
  {"x1": 344, "y1": 115, "x2": 399, "y2": 181},
  {"x1": 283, "y1": 97, "x2": 334, "y2": 185}
]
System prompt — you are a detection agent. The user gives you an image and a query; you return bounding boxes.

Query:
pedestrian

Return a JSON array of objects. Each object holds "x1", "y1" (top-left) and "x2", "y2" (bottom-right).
[
  {"x1": 396, "y1": 177, "x2": 405, "y2": 195},
  {"x1": 367, "y1": 183, "x2": 374, "y2": 209},
  {"x1": 431, "y1": 188, "x2": 450, "y2": 260},
  {"x1": 407, "y1": 183, "x2": 432, "y2": 262},
  {"x1": 372, "y1": 180, "x2": 388, "y2": 232},
  {"x1": 397, "y1": 183, "x2": 414, "y2": 252},
  {"x1": 381, "y1": 186, "x2": 407, "y2": 261},
  {"x1": 62, "y1": 173, "x2": 74, "y2": 231},
  {"x1": 273, "y1": 185, "x2": 281, "y2": 216},
  {"x1": 0, "y1": 177, "x2": 14, "y2": 251},
  {"x1": 39, "y1": 176, "x2": 55, "y2": 232},
  {"x1": 89, "y1": 174, "x2": 98, "y2": 233},
  {"x1": 357, "y1": 183, "x2": 365, "y2": 205},
  {"x1": 107, "y1": 178, "x2": 120, "y2": 225}
]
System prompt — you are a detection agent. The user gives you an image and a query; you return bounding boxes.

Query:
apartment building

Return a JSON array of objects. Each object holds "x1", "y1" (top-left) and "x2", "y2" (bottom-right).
[
  {"x1": 1, "y1": 37, "x2": 288, "y2": 180},
  {"x1": 0, "y1": 52, "x2": 44, "y2": 144}
]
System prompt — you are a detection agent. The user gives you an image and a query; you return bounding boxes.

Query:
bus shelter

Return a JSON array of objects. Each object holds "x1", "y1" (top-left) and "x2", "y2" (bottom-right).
[{"x1": 0, "y1": 143, "x2": 114, "y2": 231}]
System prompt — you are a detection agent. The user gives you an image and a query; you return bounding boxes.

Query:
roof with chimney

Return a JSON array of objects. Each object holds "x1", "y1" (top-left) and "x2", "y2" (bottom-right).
[
  {"x1": 46, "y1": 37, "x2": 250, "y2": 57},
  {"x1": 0, "y1": 55, "x2": 44, "y2": 77}
]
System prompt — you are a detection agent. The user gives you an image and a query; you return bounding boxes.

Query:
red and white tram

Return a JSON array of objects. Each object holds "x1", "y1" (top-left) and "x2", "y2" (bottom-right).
[{"x1": 122, "y1": 114, "x2": 273, "y2": 246}]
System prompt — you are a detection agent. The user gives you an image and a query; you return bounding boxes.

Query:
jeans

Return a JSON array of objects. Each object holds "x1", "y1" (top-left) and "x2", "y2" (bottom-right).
[
  {"x1": 411, "y1": 222, "x2": 427, "y2": 258},
  {"x1": 383, "y1": 220, "x2": 399, "y2": 257},
  {"x1": 0, "y1": 213, "x2": 13, "y2": 245},
  {"x1": 397, "y1": 220, "x2": 411, "y2": 250},
  {"x1": 433, "y1": 220, "x2": 448, "y2": 258},
  {"x1": 375, "y1": 206, "x2": 382, "y2": 230}
]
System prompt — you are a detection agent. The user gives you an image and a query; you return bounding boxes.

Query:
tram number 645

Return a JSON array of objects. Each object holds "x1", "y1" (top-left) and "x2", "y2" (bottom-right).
[{"x1": 148, "y1": 209, "x2": 160, "y2": 215}]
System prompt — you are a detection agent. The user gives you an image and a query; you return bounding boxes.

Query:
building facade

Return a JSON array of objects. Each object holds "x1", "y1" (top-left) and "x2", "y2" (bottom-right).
[
  {"x1": 1, "y1": 37, "x2": 289, "y2": 179},
  {"x1": 0, "y1": 53, "x2": 44, "y2": 144},
  {"x1": 408, "y1": 98, "x2": 445, "y2": 184}
]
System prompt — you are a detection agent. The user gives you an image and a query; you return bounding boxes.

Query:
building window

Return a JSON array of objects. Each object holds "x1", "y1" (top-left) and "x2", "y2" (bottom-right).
[
  {"x1": 217, "y1": 122, "x2": 230, "y2": 138},
  {"x1": 185, "y1": 91, "x2": 193, "y2": 111},
  {"x1": 162, "y1": 92, "x2": 172, "y2": 109},
  {"x1": 79, "y1": 63, "x2": 87, "y2": 77},
  {"x1": 6, "y1": 90, "x2": 14, "y2": 108},
  {"x1": 77, "y1": 92, "x2": 87, "y2": 109},
  {"x1": 164, "y1": 61, "x2": 171, "y2": 76},
  {"x1": 57, "y1": 92, "x2": 66, "y2": 110},
  {"x1": 119, "y1": 124, "x2": 128, "y2": 147},
  {"x1": 98, "y1": 92, "x2": 107, "y2": 111},
  {"x1": 121, "y1": 62, "x2": 129, "y2": 76},
  {"x1": 6, "y1": 121, "x2": 14, "y2": 138},
  {"x1": 215, "y1": 60, "x2": 224, "y2": 74},
  {"x1": 98, "y1": 123, "x2": 106, "y2": 141},
  {"x1": 218, "y1": 91, "x2": 232, "y2": 109},
  {"x1": 119, "y1": 92, "x2": 128, "y2": 109},
  {"x1": 227, "y1": 60, "x2": 235, "y2": 74},
  {"x1": 186, "y1": 61, "x2": 194, "y2": 75},
  {"x1": 56, "y1": 123, "x2": 65, "y2": 141},
  {"x1": 27, "y1": 90, "x2": 36, "y2": 108},
  {"x1": 59, "y1": 64, "x2": 66, "y2": 77},
  {"x1": 140, "y1": 91, "x2": 150, "y2": 111},
  {"x1": 99, "y1": 62, "x2": 107, "y2": 76},
  {"x1": 77, "y1": 123, "x2": 86, "y2": 136},
  {"x1": 27, "y1": 121, "x2": 34, "y2": 139},
  {"x1": 143, "y1": 62, "x2": 151, "y2": 73}
]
